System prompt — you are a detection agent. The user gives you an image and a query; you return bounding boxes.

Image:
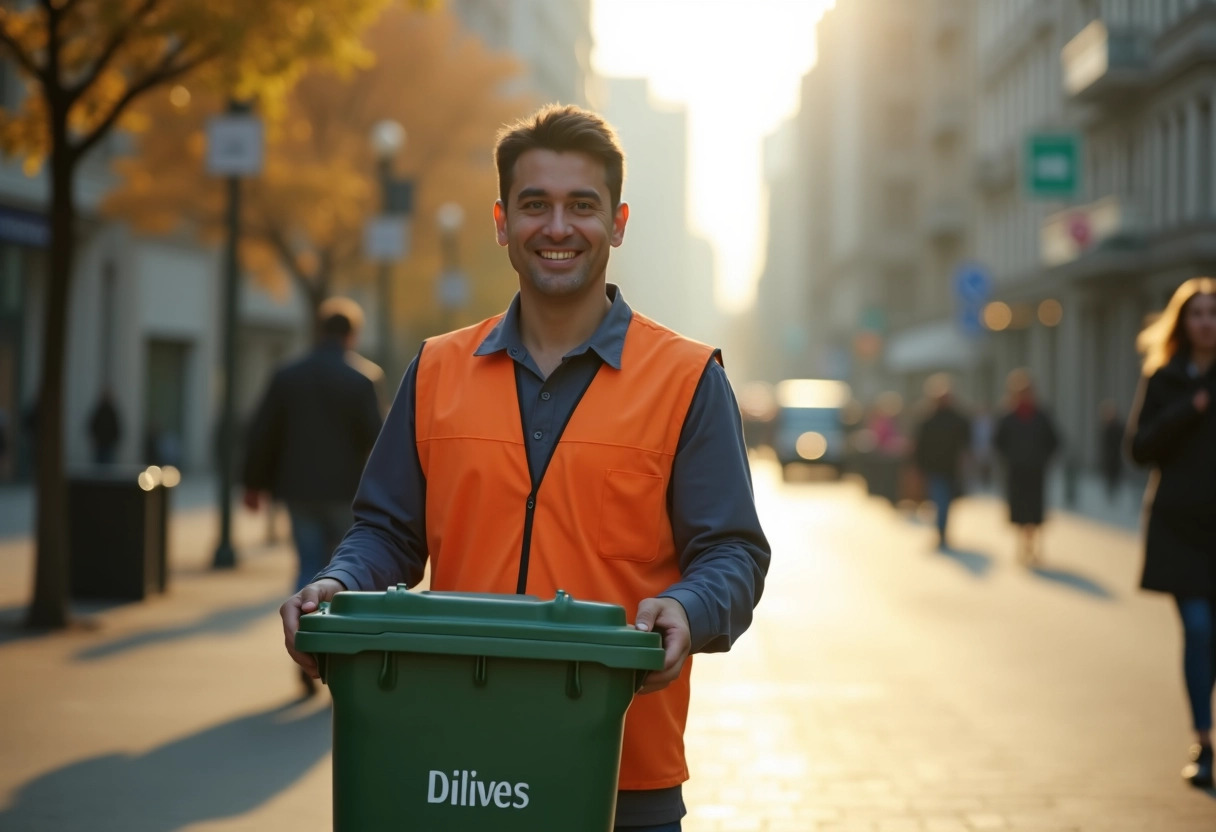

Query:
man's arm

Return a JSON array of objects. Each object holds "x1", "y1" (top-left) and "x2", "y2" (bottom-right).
[
  {"x1": 316, "y1": 349, "x2": 430, "y2": 592},
  {"x1": 659, "y1": 359, "x2": 771, "y2": 655}
]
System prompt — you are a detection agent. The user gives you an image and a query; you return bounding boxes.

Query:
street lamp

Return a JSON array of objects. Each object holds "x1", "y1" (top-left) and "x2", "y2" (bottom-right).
[
  {"x1": 368, "y1": 119, "x2": 408, "y2": 371},
  {"x1": 436, "y1": 201, "x2": 467, "y2": 332}
]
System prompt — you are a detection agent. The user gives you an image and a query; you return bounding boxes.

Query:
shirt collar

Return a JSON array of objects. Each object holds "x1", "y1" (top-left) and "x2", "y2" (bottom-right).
[{"x1": 473, "y1": 284, "x2": 632, "y2": 370}]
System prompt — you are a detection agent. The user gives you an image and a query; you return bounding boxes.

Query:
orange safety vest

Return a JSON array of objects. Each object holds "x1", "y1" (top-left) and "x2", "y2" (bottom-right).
[{"x1": 415, "y1": 310, "x2": 718, "y2": 790}]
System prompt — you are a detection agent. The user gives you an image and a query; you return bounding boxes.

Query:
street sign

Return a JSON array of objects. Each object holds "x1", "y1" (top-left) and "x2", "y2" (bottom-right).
[
  {"x1": 953, "y1": 262, "x2": 992, "y2": 337},
  {"x1": 1025, "y1": 132, "x2": 1080, "y2": 199},
  {"x1": 206, "y1": 114, "x2": 264, "y2": 177},
  {"x1": 364, "y1": 216, "x2": 411, "y2": 261},
  {"x1": 438, "y1": 269, "x2": 469, "y2": 309}
]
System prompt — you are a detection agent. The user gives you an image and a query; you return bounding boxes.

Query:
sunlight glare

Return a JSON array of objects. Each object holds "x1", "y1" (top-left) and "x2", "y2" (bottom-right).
[{"x1": 592, "y1": 0, "x2": 834, "y2": 313}]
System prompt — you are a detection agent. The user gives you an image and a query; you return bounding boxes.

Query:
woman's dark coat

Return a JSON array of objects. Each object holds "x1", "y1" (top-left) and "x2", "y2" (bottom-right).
[
  {"x1": 1129, "y1": 355, "x2": 1216, "y2": 596},
  {"x1": 994, "y1": 406, "x2": 1059, "y2": 525}
]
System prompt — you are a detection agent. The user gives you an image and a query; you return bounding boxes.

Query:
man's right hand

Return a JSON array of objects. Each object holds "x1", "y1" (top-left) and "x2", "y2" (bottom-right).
[{"x1": 281, "y1": 578, "x2": 346, "y2": 678}]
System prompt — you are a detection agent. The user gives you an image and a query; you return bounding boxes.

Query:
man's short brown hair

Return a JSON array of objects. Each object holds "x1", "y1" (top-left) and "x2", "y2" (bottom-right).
[{"x1": 494, "y1": 104, "x2": 626, "y2": 209}]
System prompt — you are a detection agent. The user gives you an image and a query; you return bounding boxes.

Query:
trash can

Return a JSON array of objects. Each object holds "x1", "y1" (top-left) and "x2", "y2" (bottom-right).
[
  {"x1": 296, "y1": 586, "x2": 665, "y2": 832},
  {"x1": 68, "y1": 465, "x2": 177, "y2": 600}
]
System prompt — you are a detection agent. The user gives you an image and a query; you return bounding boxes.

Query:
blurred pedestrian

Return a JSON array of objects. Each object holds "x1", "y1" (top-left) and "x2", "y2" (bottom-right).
[
  {"x1": 87, "y1": 389, "x2": 123, "y2": 465},
  {"x1": 912, "y1": 374, "x2": 972, "y2": 550},
  {"x1": 993, "y1": 369, "x2": 1059, "y2": 567},
  {"x1": 0, "y1": 405, "x2": 8, "y2": 477},
  {"x1": 243, "y1": 297, "x2": 383, "y2": 695},
  {"x1": 1127, "y1": 277, "x2": 1216, "y2": 788},
  {"x1": 1098, "y1": 399, "x2": 1124, "y2": 503},
  {"x1": 279, "y1": 105, "x2": 770, "y2": 831}
]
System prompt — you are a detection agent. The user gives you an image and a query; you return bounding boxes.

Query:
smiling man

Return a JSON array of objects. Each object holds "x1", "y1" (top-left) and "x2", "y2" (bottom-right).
[{"x1": 279, "y1": 104, "x2": 770, "y2": 832}]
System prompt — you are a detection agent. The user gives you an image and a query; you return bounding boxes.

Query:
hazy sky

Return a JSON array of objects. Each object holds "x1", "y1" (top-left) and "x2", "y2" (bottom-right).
[{"x1": 591, "y1": 0, "x2": 834, "y2": 313}]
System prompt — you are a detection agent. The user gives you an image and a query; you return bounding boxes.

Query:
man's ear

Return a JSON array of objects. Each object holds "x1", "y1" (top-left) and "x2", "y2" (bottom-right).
[
  {"x1": 611, "y1": 202, "x2": 629, "y2": 247},
  {"x1": 493, "y1": 201, "x2": 508, "y2": 246}
]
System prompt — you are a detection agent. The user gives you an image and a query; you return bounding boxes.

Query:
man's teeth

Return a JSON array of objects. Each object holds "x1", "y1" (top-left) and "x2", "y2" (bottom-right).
[{"x1": 539, "y1": 251, "x2": 577, "y2": 260}]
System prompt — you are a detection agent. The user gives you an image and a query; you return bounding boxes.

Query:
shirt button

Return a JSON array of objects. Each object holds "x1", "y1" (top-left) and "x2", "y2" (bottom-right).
[
  {"x1": 532, "y1": 430, "x2": 543, "y2": 440},
  {"x1": 541, "y1": 392, "x2": 551, "y2": 401},
  {"x1": 509, "y1": 347, "x2": 519, "y2": 356},
  {"x1": 526, "y1": 498, "x2": 535, "y2": 510}
]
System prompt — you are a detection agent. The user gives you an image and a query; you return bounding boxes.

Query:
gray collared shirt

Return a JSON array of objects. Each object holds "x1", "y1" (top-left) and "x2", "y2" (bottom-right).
[{"x1": 319, "y1": 285, "x2": 770, "y2": 826}]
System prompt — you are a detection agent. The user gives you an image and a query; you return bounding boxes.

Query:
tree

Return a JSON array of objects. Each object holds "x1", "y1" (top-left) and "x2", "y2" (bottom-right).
[
  {"x1": 0, "y1": 0, "x2": 390, "y2": 629},
  {"x1": 104, "y1": 7, "x2": 530, "y2": 348}
]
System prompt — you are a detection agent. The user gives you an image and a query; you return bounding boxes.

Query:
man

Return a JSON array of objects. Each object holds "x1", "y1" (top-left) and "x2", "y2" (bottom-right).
[
  {"x1": 912, "y1": 373, "x2": 972, "y2": 551},
  {"x1": 279, "y1": 105, "x2": 770, "y2": 831},
  {"x1": 87, "y1": 389, "x2": 123, "y2": 465},
  {"x1": 244, "y1": 297, "x2": 383, "y2": 692}
]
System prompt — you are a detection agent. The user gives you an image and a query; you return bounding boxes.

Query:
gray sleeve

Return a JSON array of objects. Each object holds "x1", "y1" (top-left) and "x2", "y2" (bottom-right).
[
  {"x1": 317, "y1": 349, "x2": 429, "y2": 592},
  {"x1": 659, "y1": 358, "x2": 771, "y2": 654}
]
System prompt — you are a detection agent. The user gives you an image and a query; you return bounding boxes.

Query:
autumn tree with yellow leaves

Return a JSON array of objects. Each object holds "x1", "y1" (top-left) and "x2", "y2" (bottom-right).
[
  {"x1": 106, "y1": 7, "x2": 531, "y2": 352},
  {"x1": 0, "y1": 0, "x2": 391, "y2": 629}
]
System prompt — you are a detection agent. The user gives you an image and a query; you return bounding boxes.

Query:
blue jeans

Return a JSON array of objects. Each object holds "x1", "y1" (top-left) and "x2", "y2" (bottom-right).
[
  {"x1": 1175, "y1": 596, "x2": 1216, "y2": 733},
  {"x1": 615, "y1": 825, "x2": 681, "y2": 832},
  {"x1": 926, "y1": 473, "x2": 953, "y2": 542},
  {"x1": 286, "y1": 501, "x2": 353, "y2": 592}
]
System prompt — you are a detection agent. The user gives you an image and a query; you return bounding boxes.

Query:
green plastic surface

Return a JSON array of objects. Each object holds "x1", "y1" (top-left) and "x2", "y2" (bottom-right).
[
  {"x1": 295, "y1": 587, "x2": 667, "y2": 831},
  {"x1": 296, "y1": 587, "x2": 665, "y2": 670}
]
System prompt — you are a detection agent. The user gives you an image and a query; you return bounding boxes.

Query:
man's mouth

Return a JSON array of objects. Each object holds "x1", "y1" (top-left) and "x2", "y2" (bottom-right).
[{"x1": 537, "y1": 250, "x2": 578, "y2": 260}]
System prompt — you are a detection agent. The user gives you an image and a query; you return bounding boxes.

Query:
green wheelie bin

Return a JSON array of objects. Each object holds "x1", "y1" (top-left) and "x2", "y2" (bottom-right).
[{"x1": 295, "y1": 586, "x2": 665, "y2": 831}]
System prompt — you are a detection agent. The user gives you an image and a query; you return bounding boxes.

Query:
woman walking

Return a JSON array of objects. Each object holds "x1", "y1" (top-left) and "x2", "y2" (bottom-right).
[
  {"x1": 993, "y1": 369, "x2": 1059, "y2": 567},
  {"x1": 1128, "y1": 277, "x2": 1216, "y2": 788}
]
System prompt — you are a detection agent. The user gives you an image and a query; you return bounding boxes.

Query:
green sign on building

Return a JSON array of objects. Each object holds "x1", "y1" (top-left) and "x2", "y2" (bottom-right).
[{"x1": 1025, "y1": 133, "x2": 1080, "y2": 199}]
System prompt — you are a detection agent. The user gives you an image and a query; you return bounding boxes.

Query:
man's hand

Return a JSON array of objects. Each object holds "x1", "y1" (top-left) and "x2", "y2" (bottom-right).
[
  {"x1": 633, "y1": 597, "x2": 691, "y2": 695},
  {"x1": 281, "y1": 578, "x2": 345, "y2": 678},
  {"x1": 242, "y1": 489, "x2": 263, "y2": 512}
]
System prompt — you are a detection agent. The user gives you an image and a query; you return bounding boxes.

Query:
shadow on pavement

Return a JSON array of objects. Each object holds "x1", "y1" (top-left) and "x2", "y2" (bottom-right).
[
  {"x1": 73, "y1": 596, "x2": 284, "y2": 662},
  {"x1": 0, "y1": 700, "x2": 330, "y2": 831},
  {"x1": 1030, "y1": 566, "x2": 1115, "y2": 600},
  {"x1": 0, "y1": 601, "x2": 128, "y2": 647},
  {"x1": 935, "y1": 546, "x2": 994, "y2": 578}
]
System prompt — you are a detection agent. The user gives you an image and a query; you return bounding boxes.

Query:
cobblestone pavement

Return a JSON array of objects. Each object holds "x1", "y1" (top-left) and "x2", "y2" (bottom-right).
[{"x1": 0, "y1": 461, "x2": 1213, "y2": 830}]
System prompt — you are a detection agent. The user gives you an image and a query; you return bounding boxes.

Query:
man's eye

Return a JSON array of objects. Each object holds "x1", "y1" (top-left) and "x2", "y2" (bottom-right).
[
  {"x1": 523, "y1": 201, "x2": 545, "y2": 210},
  {"x1": 574, "y1": 202, "x2": 594, "y2": 210}
]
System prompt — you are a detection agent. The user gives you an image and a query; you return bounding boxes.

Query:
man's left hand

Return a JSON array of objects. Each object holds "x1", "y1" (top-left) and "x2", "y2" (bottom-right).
[{"x1": 633, "y1": 597, "x2": 691, "y2": 695}]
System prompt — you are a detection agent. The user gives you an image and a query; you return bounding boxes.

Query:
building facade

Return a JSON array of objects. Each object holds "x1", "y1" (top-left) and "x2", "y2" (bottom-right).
[
  {"x1": 976, "y1": 0, "x2": 1216, "y2": 466},
  {"x1": 599, "y1": 77, "x2": 719, "y2": 345},
  {"x1": 449, "y1": 0, "x2": 595, "y2": 107}
]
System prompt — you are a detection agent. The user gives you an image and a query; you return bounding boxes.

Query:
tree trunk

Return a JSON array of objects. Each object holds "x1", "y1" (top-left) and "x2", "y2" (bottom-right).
[{"x1": 25, "y1": 123, "x2": 77, "y2": 629}]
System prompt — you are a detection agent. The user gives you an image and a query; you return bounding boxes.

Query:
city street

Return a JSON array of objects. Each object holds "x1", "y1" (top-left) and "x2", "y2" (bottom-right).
[{"x1": 1, "y1": 458, "x2": 1213, "y2": 830}]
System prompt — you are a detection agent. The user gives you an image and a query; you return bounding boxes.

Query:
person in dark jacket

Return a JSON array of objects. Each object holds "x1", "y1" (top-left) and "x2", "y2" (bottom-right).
[
  {"x1": 242, "y1": 298, "x2": 383, "y2": 693},
  {"x1": 87, "y1": 390, "x2": 123, "y2": 465},
  {"x1": 1128, "y1": 276, "x2": 1216, "y2": 788},
  {"x1": 993, "y1": 369, "x2": 1059, "y2": 568},
  {"x1": 912, "y1": 373, "x2": 972, "y2": 551}
]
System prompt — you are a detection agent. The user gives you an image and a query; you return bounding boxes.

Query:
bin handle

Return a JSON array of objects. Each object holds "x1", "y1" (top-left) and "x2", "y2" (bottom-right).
[
  {"x1": 473, "y1": 656, "x2": 488, "y2": 687},
  {"x1": 566, "y1": 661, "x2": 582, "y2": 699},
  {"x1": 378, "y1": 651, "x2": 398, "y2": 691}
]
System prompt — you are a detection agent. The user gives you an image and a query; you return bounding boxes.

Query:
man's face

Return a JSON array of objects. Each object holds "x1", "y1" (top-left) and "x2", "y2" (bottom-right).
[{"x1": 494, "y1": 149, "x2": 628, "y2": 300}]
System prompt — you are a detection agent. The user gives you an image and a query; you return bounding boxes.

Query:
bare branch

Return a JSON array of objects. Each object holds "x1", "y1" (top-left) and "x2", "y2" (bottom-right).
[
  {"x1": 68, "y1": 0, "x2": 164, "y2": 101},
  {"x1": 260, "y1": 219, "x2": 320, "y2": 299},
  {"x1": 0, "y1": 23, "x2": 46, "y2": 84},
  {"x1": 71, "y1": 42, "x2": 217, "y2": 162}
]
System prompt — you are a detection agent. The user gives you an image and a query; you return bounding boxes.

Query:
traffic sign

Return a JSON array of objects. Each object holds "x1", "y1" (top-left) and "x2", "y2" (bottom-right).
[
  {"x1": 364, "y1": 216, "x2": 411, "y2": 261},
  {"x1": 206, "y1": 114, "x2": 264, "y2": 177},
  {"x1": 953, "y1": 262, "x2": 992, "y2": 337},
  {"x1": 1025, "y1": 133, "x2": 1080, "y2": 199}
]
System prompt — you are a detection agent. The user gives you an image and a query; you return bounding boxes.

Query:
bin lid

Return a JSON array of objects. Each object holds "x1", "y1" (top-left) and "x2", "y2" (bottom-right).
[{"x1": 295, "y1": 587, "x2": 665, "y2": 670}]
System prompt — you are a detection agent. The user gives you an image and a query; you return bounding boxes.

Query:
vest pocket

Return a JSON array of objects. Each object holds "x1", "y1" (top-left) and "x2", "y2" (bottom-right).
[{"x1": 598, "y1": 469, "x2": 664, "y2": 562}]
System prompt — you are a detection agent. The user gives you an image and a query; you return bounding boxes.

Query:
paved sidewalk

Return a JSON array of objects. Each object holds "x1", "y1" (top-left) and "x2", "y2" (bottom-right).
[{"x1": 0, "y1": 463, "x2": 1213, "y2": 830}]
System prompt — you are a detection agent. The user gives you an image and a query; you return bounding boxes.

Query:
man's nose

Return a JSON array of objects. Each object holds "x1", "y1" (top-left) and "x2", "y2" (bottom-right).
[{"x1": 543, "y1": 207, "x2": 573, "y2": 238}]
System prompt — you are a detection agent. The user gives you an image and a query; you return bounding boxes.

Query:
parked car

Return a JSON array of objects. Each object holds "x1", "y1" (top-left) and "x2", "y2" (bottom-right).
[{"x1": 773, "y1": 378, "x2": 851, "y2": 480}]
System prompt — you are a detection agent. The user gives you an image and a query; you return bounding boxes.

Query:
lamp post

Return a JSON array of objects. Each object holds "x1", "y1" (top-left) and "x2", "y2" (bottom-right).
[
  {"x1": 436, "y1": 201, "x2": 467, "y2": 332},
  {"x1": 367, "y1": 120, "x2": 408, "y2": 372},
  {"x1": 206, "y1": 100, "x2": 263, "y2": 570}
]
